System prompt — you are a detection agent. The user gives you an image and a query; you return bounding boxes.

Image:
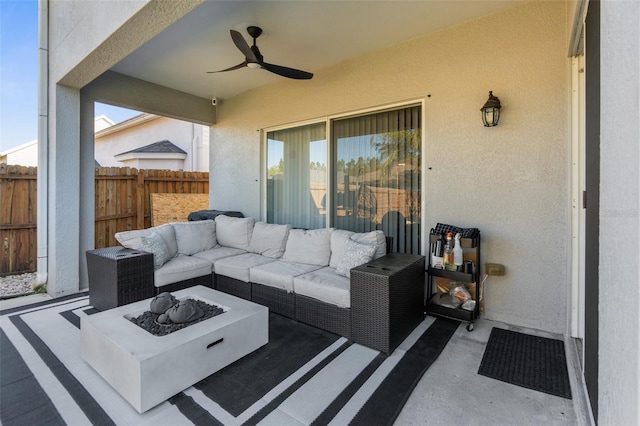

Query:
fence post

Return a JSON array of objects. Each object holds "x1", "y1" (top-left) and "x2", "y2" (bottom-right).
[{"x1": 137, "y1": 170, "x2": 145, "y2": 229}]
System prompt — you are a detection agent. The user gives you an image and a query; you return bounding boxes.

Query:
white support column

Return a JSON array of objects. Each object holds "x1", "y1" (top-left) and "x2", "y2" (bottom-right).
[
  {"x1": 79, "y1": 92, "x2": 96, "y2": 291},
  {"x1": 598, "y1": 1, "x2": 640, "y2": 424},
  {"x1": 47, "y1": 85, "x2": 81, "y2": 297}
]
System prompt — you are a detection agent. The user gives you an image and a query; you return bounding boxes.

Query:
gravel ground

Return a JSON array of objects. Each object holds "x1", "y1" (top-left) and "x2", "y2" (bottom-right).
[{"x1": 0, "y1": 272, "x2": 38, "y2": 299}]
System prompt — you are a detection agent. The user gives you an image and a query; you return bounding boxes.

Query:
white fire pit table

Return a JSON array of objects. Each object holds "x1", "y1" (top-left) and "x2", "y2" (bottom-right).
[{"x1": 81, "y1": 286, "x2": 268, "y2": 413}]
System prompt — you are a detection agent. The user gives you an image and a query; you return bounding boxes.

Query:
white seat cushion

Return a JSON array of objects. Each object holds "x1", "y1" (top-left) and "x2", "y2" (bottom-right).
[
  {"x1": 282, "y1": 228, "x2": 332, "y2": 266},
  {"x1": 250, "y1": 261, "x2": 322, "y2": 292},
  {"x1": 172, "y1": 220, "x2": 217, "y2": 255},
  {"x1": 192, "y1": 246, "x2": 246, "y2": 267},
  {"x1": 214, "y1": 215, "x2": 255, "y2": 250},
  {"x1": 247, "y1": 222, "x2": 292, "y2": 258},
  {"x1": 294, "y1": 267, "x2": 351, "y2": 308},
  {"x1": 154, "y1": 255, "x2": 212, "y2": 288},
  {"x1": 329, "y1": 229, "x2": 355, "y2": 268},
  {"x1": 214, "y1": 253, "x2": 276, "y2": 282}
]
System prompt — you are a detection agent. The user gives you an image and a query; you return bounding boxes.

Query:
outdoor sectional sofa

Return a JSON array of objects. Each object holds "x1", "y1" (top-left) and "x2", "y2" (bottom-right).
[{"x1": 88, "y1": 214, "x2": 425, "y2": 351}]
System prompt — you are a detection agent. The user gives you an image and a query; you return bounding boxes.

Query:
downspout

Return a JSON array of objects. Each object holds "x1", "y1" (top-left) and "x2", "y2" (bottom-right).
[
  {"x1": 191, "y1": 123, "x2": 196, "y2": 171},
  {"x1": 35, "y1": 0, "x2": 48, "y2": 288}
]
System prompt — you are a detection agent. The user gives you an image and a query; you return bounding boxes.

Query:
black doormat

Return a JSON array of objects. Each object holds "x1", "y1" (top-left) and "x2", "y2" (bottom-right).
[{"x1": 478, "y1": 327, "x2": 572, "y2": 399}]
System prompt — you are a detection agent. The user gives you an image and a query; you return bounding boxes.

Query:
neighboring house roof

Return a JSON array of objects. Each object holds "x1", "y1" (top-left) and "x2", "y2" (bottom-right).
[
  {"x1": 118, "y1": 140, "x2": 187, "y2": 155},
  {"x1": 114, "y1": 140, "x2": 187, "y2": 162},
  {"x1": 0, "y1": 139, "x2": 38, "y2": 166},
  {"x1": 0, "y1": 139, "x2": 37, "y2": 157},
  {"x1": 94, "y1": 115, "x2": 115, "y2": 132},
  {"x1": 95, "y1": 113, "x2": 159, "y2": 138}
]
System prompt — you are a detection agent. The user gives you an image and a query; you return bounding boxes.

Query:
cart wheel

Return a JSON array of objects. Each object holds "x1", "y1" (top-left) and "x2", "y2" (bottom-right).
[{"x1": 466, "y1": 323, "x2": 474, "y2": 332}]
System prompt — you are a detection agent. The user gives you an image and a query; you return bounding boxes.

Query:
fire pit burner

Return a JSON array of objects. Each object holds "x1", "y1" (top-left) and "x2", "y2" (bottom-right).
[{"x1": 129, "y1": 299, "x2": 225, "y2": 336}]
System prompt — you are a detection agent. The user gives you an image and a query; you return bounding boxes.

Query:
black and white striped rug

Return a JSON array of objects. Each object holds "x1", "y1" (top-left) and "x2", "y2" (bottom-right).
[{"x1": 1, "y1": 293, "x2": 458, "y2": 426}]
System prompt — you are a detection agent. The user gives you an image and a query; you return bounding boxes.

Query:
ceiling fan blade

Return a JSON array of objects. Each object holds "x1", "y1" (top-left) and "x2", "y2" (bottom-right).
[
  {"x1": 261, "y1": 62, "x2": 314, "y2": 80},
  {"x1": 230, "y1": 29, "x2": 258, "y2": 62},
  {"x1": 206, "y1": 61, "x2": 247, "y2": 73}
]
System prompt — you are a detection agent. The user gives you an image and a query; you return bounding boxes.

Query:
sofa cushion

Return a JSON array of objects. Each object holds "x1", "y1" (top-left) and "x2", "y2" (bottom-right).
[
  {"x1": 247, "y1": 222, "x2": 291, "y2": 258},
  {"x1": 171, "y1": 220, "x2": 217, "y2": 255},
  {"x1": 192, "y1": 246, "x2": 246, "y2": 267},
  {"x1": 352, "y1": 230, "x2": 387, "y2": 259},
  {"x1": 115, "y1": 223, "x2": 178, "y2": 258},
  {"x1": 140, "y1": 231, "x2": 172, "y2": 269},
  {"x1": 250, "y1": 260, "x2": 322, "y2": 292},
  {"x1": 154, "y1": 255, "x2": 212, "y2": 288},
  {"x1": 329, "y1": 229, "x2": 355, "y2": 268},
  {"x1": 215, "y1": 215, "x2": 255, "y2": 250},
  {"x1": 330, "y1": 229, "x2": 386, "y2": 268},
  {"x1": 335, "y1": 239, "x2": 377, "y2": 277},
  {"x1": 294, "y1": 267, "x2": 351, "y2": 308},
  {"x1": 282, "y1": 228, "x2": 332, "y2": 266},
  {"x1": 213, "y1": 253, "x2": 276, "y2": 282}
]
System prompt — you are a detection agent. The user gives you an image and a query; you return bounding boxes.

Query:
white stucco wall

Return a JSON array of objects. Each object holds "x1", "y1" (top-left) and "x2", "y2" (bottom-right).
[
  {"x1": 43, "y1": 0, "x2": 640, "y2": 422},
  {"x1": 48, "y1": 1, "x2": 147, "y2": 85},
  {"x1": 95, "y1": 116, "x2": 210, "y2": 171},
  {"x1": 44, "y1": 0, "x2": 202, "y2": 296},
  {"x1": 211, "y1": 1, "x2": 569, "y2": 333},
  {"x1": 598, "y1": 1, "x2": 640, "y2": 424}
]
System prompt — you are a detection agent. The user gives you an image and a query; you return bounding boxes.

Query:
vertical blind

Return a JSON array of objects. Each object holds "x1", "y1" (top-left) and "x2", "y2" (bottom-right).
[
  {"x1": 266, "y1": 123, "x2": 327, "y2": 229},
  {"x1": 265, "y1": 105, "x2": 421, "y2": 254},
  {"x1": 331, "y1": 105, "x2": 421, "y2": 254}
]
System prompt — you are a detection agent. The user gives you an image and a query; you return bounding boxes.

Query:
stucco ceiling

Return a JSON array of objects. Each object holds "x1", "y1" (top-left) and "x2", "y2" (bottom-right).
[{"x1": 111, "y1": 0, "x2": 524, "y2": 101}]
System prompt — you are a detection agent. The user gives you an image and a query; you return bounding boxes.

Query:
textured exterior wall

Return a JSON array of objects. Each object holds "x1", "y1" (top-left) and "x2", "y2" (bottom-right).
[
  {"x1": 598, "y1": 1, "x2": 640, "y2": 424},
  {"x1": 211, "y1": 1, "x2": 570, "y2": 333},
  {"x1": 44, "y1": 0, "x2": 203, "y2": 295},
  {"x1": 95, "y1": 116, "x2": 210, "y2": 171},
  {"x1": 48, "y1": 1, "x2": 146, "y2": 86},
  {"x1": 49, "y1": 1, "x2": 203, "y2": 88}
]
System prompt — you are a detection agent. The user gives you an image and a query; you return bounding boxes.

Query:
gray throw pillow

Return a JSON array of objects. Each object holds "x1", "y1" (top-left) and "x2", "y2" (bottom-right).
[
  {"x1": 141, "y1": 231, "x2": 172, "y2": 269},
  {"x1": 335, "y1": 239, "x2": 376, "y2": 277}
]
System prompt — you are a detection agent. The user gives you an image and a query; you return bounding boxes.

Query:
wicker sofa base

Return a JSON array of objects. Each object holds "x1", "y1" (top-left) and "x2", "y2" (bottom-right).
[
  {"x1": 156, "y1": 274, "x2": 212, "y2": 294},
  {"x1": 215, "y1": 275, "x2": 252, "y2": 300},
  {"x1": 90, "y1": 237, "x2": 422, "y2": 351},
  {"x1": 251, "y1": 283, "x2": 296, "y2": 318},
  {"x1": 295, "y1": 294, "x2": 352, "y2": 339}
]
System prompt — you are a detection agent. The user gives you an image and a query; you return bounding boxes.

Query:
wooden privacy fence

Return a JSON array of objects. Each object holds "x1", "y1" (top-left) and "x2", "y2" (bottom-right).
[
  {"x1": 0, "y1": 164, "x2": 209, "y2": 275},
  {"x1": 0, "y1": 164, "x2": 37, "y2": 275}
]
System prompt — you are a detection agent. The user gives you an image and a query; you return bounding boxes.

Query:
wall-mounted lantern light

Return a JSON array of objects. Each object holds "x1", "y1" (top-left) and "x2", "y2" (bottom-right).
[{"x1": 481, "y1": 91, "x2": 501, "y2": 127}]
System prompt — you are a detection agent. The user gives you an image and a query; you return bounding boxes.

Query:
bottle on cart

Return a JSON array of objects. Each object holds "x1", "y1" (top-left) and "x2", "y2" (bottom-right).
[
  {"x1": 443, "y1": 232, "x2": 456, "y2": 271},
  {"x1": 453, "y1": 233, "x2": 463, "y2": 269},
  {"x1": 432, "y1": 233, "x2": 444, "y2": 269}
]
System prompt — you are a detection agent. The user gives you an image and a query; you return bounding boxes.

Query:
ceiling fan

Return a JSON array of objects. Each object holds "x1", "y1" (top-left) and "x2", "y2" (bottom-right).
[{"x1": 207, "y1": 26, "x2": 313, "y2": 80}]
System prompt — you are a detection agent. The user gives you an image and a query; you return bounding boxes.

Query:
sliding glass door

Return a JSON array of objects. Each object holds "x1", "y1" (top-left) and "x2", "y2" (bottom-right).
[
  {"x1": 332, "y1": 105, "x2": 421, "y2": 253},
  {"x1": 265, "y1": 104, "x2": 421, "y2": 254},
  {"x1": 266, "y1": 122, "x2": 327, "y2": 229}
]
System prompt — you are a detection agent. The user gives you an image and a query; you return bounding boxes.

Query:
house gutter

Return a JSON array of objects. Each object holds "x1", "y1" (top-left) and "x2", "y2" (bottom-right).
[
  {"x1": 191, "y1": 123, "x2": 196, "y2": 170},
  {"x1": 35, "y1": 0, "x2": 48, "y2": 288}
]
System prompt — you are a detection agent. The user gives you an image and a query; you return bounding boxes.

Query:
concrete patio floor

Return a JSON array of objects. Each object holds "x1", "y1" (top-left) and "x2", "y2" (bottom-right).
[{"x1": 1, "y1": 293, "x2": 593, "y2": 426}]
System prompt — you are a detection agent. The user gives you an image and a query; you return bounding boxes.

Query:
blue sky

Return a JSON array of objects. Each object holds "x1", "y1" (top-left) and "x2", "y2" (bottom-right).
[{"x1": 0, "y1": 0, "x2": 139, "y2": 153}]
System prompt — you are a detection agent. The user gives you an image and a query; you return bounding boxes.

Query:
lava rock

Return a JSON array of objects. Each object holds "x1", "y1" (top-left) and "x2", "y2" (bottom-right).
[{"x1": 129, "y1": 299, "x2": 225, "y2": 336}]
